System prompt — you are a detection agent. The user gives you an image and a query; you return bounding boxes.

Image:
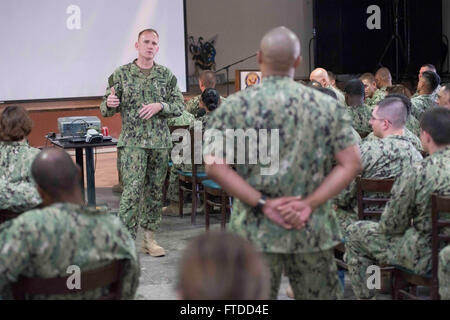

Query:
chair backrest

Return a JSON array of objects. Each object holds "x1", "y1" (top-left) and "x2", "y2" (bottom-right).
[
  {"x1": 356, "y1": 176, "x2": 395, "y2": 221},
  {"x1": 431, "y1": 194, "x2": 450, "y2": 287},
  {"x1": 189, "y1": 126, "x2": 205, "y2": 182},
  {"x1": 169, "y1": 125, "x2": 190, "y2": 143},
  {"x1": 11, "y1": 259, "x2": 125, "y2": 300}
]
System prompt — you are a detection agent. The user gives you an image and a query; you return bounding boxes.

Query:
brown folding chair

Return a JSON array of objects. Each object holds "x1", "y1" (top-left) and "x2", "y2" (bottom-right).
[
  {"x1": 178, "y1": 127, "x2": 208, "y2": 224},
  {"x1": 202, "y1": 179, "x2": 233, "y2": 231},
  {"x1": 393, "y1": 194, "x2": 450, "y2": 300},
  {"x1": 335, "y1": 177, "x2": 396, "y2": 291},
  {"x1": 11, "y1": 260, "x2": 126, "y2": 300},
  {"x1": 162, "y1": 125, "x2": 190, "y2": 204},
  {"x1": 0, "y1": 209, "x2": 23, "y2": 224},
  {"x1": 356, "y1": 176, "x2": 395, "y2": 221}
]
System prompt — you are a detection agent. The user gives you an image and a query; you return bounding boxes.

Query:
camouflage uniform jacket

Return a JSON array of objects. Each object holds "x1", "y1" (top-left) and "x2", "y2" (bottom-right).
[
  {"x1": 167, "y1": 110, "x2": 195, "y2": 127},
  {"x1": 0, "y1": 141, "x2": 41, "y2": 212},
  {"x1": 185, "y1": 94, "x2": 227, "y2": 118},
  {"x1": 364, "y1": 128, "x2": 423, "y2": 152},
  {"x1": 327, "y1": 85, "x2": 346, "y2": 106},
  {"x1": 185, "y1": 95, "x2": 201, "y2": 117},
  {"x1": 334, "y1": 135, "x2": 423, "y2": 213},
  {"x1": 412, "y1": 85, "x2": 440, "y2": 102},
  {"x1": 100, "y1": 60, "x2": 184, "y2": 149},
  {"x1": 406, "y1": 114, "x2": 421, "y2": 137},
  {"x1": 377, "y1": 146, "x2": 450, "y2": 274},
  {"x1": 411, "y1": 94, "x2": 437, "y2": 120},
  {"x1": 347, "y1": 104, "x2": 372, "y2": 137},
  {"x1": 365, "y1": 87, "x2": 387, "y2": 108},
  {"x1": 204, "y1": 76, "x2": 358, "y2": 253},
  {"x1": 0, "y1": 202, "x2": 140, "y2": 300}
]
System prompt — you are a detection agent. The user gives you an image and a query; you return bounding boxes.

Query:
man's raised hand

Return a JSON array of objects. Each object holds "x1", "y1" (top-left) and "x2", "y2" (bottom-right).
[{"x1": 107, "y1": 87, "x2": 120, "y2": 108}]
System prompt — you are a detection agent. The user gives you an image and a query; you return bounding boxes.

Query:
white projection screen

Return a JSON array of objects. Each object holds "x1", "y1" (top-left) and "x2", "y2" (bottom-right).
[{"x1": 0, "y1": 0, "x2": 187, "y2": 101}]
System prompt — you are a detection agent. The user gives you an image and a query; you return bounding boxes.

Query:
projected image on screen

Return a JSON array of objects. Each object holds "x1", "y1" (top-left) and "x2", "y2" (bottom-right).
[{"x1": 0, "y1": 0, "x2": 187, "y2": 101}]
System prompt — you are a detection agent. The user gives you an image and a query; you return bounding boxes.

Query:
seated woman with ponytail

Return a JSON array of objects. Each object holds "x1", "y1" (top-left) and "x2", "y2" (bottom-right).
[{"x1": 191, "y1": 88, "x2": 221, "y2": 129}]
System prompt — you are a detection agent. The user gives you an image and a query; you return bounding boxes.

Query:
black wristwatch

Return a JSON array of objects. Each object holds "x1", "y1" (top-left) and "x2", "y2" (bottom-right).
[{"x1": 255, "y1": 194, "x2": 267, "y2": 213}]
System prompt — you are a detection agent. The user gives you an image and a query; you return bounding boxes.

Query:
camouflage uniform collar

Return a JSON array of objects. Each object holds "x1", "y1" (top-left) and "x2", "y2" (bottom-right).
[
  {"x1": 130, "y1": 59, "x2": 160, "y2": 78},
  {"x1": 384, "y1": 134, "x2": 410, "y2": 143},
  {"x1": 430, "y1": 145, "x2": 450, "y2": 159},
  {"x1": 0, "y1": 140, "x2": 29, "y2": 147},
  {"x1": 50, "y1": 202, "x2": 108, "y2": 215},
  {"x1": 262, "y1": 75, "x2": 293, "y2": 83},
  {"x1": 351, "y1": 104, "x2": 368, "y2": 109}
]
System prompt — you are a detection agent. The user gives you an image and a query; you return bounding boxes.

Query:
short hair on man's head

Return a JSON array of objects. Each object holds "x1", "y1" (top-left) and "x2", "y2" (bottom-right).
[
  {"x1": 199, "y1": 70, "x2": 217, "y2": 88},
  {"x1": 344, "y1": 79, "x2": 365, "y2": 97},
  {"x1": 138, "y1": 28, "x2": 159, "y2": 40},
  {"x1": 421, "y1": 64, "x2": 436, "y2": 72},
  {"x1": 386, "y1": 84, "x2": 412, "y2": 98},
  {"x1": 0, "y1": 106, "x2": 33, "y2": 142},
  {"x1": 316, "y1": 87, "x2": 337, "y2": 100},
  {"x1": 422, "y1": 71, "x2": 440, "y2": 93},
  {"x1": 376, "y1": 67, "x2": 392, "y2": 82},
  {"x1": 420, "y1": 107, "x2": 450, "y2": 146},
  {"x1": 376, "y1": 97, "x2": 407, "y2": 129},
  {"x1": 360, "y1": 73, "x2": 376, "y2": 83},
  {"x1": 178, "y1": 232, "x2": 270, "y2": 300},
  {"x1": 386, "y1": 93, "x2": 412, "y2": 116},
  {"x1": 201, "y1": 88, "x2": 220, "y2": 112},
  {"x1": 31, "y1": 149, "x2": 79, "y2": 198}
]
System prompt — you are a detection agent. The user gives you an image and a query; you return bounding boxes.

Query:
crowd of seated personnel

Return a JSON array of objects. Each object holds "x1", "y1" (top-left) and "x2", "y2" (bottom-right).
[{"x1": 1, "y1": 61, "x2": 449, "y2": 300}]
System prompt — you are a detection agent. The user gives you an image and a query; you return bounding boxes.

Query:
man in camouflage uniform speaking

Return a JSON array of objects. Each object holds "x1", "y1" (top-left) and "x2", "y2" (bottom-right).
[
  {"x1": 100, "y1": 29, "x2": 184, "y2": 256},
  {"x1": 203, "y1": 26, "x2": 362, "y2": 299},
  {"x1": 345, "y1": 107, "x2": 450, "y2": 299},
  {"x1": 0, "y1": 149, "x2": 139, "y2": 299}
]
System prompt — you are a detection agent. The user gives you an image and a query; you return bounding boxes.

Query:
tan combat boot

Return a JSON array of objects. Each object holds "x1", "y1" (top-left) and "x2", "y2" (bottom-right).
[
  {"x1": 162, "y1": 201, "x2": 179, "y2": 216},
  {"x1": 142, "y1": 230, "x2": 166, "y2": 257},
  {"x1": 286, "y1": 284, "x2": 294, "y2": 299}
]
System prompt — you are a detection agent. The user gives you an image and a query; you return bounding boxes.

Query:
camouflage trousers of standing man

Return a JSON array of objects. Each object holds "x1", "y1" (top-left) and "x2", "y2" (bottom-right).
[
  {"x1": 118, "y1": 147, "x2": 169, "y2": 239},
  {"x1": 263, "y1": 249, "x2": 343, "y2": 300}
]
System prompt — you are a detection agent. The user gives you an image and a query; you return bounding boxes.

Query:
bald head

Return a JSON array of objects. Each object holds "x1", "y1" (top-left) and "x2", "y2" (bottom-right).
[
  {"x1": 375, "y1": 67, "x2": 392, "y2": 88},
  {"x1": 310, "y1": 68, "x2": 330, "y2": 87},
  {"x1": 259, "y1": 26, "x2": 301, "y2": 73},
  {"x1": 31, "y1": 149, "x2": 80, "y2": 198}
]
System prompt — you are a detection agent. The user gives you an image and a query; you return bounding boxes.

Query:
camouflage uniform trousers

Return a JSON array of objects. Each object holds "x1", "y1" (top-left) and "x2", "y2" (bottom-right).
[
  {"x1": 118, "y1": 147, "x2": 168, "y2": 239},
  {"x1": 344, "y1": 221, "x2": 400, "y2": 299},
  {"x1": 335, "y1": 207, "x2": 358, "y2": 239},
  {"x1": 439, "y1": 245, "x2": 450, "y2": 300},
  {"x1": 263, "y1": 250, "x2": 343, "y2": 300}
]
